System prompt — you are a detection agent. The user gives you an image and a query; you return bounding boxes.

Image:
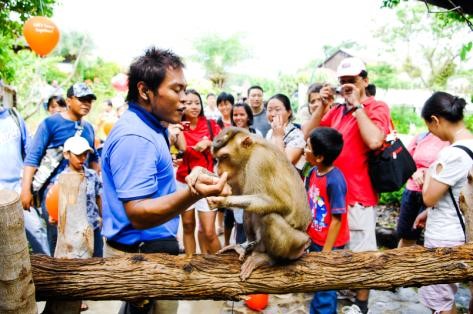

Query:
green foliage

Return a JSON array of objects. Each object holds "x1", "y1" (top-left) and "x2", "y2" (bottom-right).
[
  {"x1": 0, "y1": 0, "x2": 55, "y2": 37},
  {"x1": 51, "y1": 31, "x2": 95, "y2": 63},
  {"x1": 390, "y1": 105, "x2": 424, "y2": 134},
  {"x1": 0, "y1": 34, "x2": 17, "y2": 82},
  {"x1": 379, "y1": 187, "x2": 404, "y2": 206},
  {"x1": 10, "y1": 50, "x2": 65, "y2": 115},
  {"x1": 464, "y1": 114, "x2": 473, "y2": 132},
  {"x1": 0, "y1": 0, "x2": 56, "y2": 83},
  {"x1": 367, "y1": 63, "x2": 413, "y2": 89},
  {"x1": 460, "y1": 41, "x2": 473, "y2": 61},
  {"x1": 191, "y1": 33, "x2": 249, "y2": 88}
]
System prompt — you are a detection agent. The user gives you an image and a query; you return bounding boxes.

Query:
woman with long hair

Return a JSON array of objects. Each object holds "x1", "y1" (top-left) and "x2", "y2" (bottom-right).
[{"x1": 175, "y1": 89, "x2": 221, "y2": 256}]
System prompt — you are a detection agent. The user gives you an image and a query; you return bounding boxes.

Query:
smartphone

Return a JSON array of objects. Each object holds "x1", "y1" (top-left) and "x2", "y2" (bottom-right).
[{"x1": 181, "y1": 121, "x2": 190, "y2": 131}]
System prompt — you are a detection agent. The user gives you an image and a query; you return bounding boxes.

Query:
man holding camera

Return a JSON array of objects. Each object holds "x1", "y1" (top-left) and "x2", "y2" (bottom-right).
[{"x1": 303, "y1": 57, "x2": 391, "y2": 314}]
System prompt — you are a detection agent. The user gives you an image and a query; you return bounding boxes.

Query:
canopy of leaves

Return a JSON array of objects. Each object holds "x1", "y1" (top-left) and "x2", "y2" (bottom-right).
[
  {"x1": 376, "y1": 2, "x2": 471, "y2": 91},
  {"x1": 191, "y1": 34, "x2": 249, "y2": 88},
  {"x1": 0, "y1": 0, "x2": 55, "y2": 37}
]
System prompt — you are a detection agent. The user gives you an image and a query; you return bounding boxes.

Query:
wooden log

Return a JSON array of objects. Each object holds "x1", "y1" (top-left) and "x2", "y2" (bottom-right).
[
  {"x1": 0, "y1": 190, "x2": 37, "y2": 313},
  {"x1": 32, "y1": 243, "x2": 473, "y2": 301},
  {"x1": 43, "y1": 172, "x2": 92, "y2": 314}
]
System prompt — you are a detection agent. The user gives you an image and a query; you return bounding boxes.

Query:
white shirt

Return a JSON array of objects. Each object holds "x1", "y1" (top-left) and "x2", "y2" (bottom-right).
[{"x1": 425, "y1": 139, "x2": 473, "y2": 242}]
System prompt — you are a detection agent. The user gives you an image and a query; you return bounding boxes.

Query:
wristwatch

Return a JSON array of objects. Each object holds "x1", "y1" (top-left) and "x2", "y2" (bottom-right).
[{"x1": 354, "y1": 104, "x2": 364, "y2": 111}]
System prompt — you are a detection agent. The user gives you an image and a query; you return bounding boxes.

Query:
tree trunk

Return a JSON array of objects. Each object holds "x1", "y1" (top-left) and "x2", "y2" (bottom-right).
[
  {"x1": 32, "y1": 243, "x2": 473, "y2": 301},
  {"x1": 43, "y1": 172, "x2": 92, "y2": 314},
  {"x1": 0, "y1": 190, "x2": 37, "y2": 313}
]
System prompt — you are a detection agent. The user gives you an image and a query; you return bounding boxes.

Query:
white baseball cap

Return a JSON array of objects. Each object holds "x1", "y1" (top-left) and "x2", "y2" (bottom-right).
[
  {"x1": 336, "y1": 57, "x2": 366, "y2": 77},
  {"x1": 63, "y1": 136, "x2": 93, "y2": 155}
]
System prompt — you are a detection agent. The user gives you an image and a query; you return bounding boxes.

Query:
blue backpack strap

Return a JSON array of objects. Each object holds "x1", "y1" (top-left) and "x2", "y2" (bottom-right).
[{"x1": 8, "y1": 108, "x2": 26, "y2": 160}]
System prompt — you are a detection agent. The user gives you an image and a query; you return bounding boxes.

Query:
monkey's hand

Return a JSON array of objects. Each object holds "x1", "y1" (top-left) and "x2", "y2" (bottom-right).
[
  {"x1": 206, "y1": 196, "x2": 227, "y2": 209},
  {"x1": 218, "y1": 243, "x2": 249, "y2": 261}
]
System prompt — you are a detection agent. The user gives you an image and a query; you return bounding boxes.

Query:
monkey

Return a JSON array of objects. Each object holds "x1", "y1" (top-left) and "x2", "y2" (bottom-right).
[{"x1": 207, "y1": 127, "x2": 312, "y2": 281}]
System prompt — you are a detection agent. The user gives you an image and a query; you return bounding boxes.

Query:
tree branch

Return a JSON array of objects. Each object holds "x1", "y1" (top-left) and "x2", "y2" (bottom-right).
[{"x1": 32, "y1": 244, "x2": 473, "y2": 301}]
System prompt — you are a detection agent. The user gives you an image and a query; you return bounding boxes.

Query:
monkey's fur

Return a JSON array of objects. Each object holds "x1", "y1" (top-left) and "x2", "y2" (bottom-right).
[{"x1": 209, "y1": 127, "x2": 312, "y2": 280}]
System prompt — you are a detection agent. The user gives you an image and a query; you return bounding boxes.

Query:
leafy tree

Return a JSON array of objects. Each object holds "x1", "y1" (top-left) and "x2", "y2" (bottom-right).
[
  {"x1": 52, "y1": 31, "x2": 95, "y2": 63},
  {"x1": 378, "y1": 1, "x2": 472, "y2": 91},
  {"x1": 191, "y1": 33, "x2": 249, "y2": 89}
]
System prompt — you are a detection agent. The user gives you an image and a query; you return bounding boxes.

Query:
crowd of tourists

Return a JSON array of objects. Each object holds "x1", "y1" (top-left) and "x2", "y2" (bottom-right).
[{"x1": 0, "y1": 47, "x2": 472, "y2": 314}]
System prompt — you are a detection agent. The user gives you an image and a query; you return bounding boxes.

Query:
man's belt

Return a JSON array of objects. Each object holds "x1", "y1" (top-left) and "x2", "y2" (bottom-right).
[{"x1": 106, "y1": 238, "x2": 174, "y2": 253}]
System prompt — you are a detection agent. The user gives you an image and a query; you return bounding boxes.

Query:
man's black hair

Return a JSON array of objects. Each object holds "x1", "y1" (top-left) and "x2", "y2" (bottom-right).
[
  {"x1": 247, "y1": 85, "x2": 264, "y2": 96},
  {"x1": 366, "y1": 84, "x2": 376, "y2": 97},
  {"x1": 126, "y1": 47, "x2": 185, "y2": 103},
  {"x1": 308, "y1": 127, "x2": 344, "y2": 167}
]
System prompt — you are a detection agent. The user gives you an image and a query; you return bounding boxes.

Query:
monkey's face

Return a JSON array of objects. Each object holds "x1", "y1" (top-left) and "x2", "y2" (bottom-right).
[
  {"x1": 214, "y1": 146, "x2": 239, "y2": 184},
  {"x1": 213, "y1": 133, "x2": 252, "y2": 189}
]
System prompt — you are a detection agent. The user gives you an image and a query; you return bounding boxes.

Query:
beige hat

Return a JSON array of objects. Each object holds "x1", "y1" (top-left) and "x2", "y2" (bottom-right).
[{"x1": 63, "y1": 136, "x2": 93, "y2": 155}]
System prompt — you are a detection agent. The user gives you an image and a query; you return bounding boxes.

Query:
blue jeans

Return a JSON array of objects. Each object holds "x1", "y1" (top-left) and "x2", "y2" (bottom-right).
[
  {"x1": 309, "y1": 242, "x2": 344, "y2": 314},
  {"x1": 24, "y1": 207, "x2": 51, "y2": 255},
  {"x1": 93, "y1": 227, "x2": 103, "y2": 257}
]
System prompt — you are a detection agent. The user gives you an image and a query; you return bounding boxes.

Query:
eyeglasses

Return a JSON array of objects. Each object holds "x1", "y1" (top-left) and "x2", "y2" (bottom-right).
[{"x1": 339, "y1": 77, "x2": 359, "y2": 85}]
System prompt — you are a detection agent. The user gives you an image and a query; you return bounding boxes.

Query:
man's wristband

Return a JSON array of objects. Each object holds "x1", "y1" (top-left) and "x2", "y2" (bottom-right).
[{"x1": 353, "y1": 104, "x2": 364, "y2": 111}]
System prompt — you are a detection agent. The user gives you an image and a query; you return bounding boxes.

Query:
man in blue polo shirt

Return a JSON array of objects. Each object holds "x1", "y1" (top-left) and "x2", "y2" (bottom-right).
[{"x1": 101, "y1": 47, "x2": 228, "y2": 314}]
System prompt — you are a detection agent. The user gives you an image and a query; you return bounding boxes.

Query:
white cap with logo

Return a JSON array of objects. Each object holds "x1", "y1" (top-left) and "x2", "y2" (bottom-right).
[
  {"x1": 336, "y1": 57, "x2": 366, "y2": 77},
  {"x1": 63, "y1": 136, "x2": 93, "y2": 155}
]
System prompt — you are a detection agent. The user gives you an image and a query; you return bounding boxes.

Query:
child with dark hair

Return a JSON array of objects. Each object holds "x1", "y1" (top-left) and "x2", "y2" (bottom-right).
[
  {"x1": 46, "y1": 95, "x2": 67, "y2": 115},
  {"x1": 305, "y1": 127, "x2": 349, "y2": 314}
]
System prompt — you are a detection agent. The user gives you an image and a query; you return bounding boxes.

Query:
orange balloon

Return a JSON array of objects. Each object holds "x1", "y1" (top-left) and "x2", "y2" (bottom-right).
[
  {"x1": 103, "y1": 121, "x2": 114, "y2": 136},
  {"x1": 45, "y1": 184, "x2": 60, "y2": 222},
  {"x1": 245, "y1": 294, "x2": 269, "y2": 311},
  {"x1": 23, "y1": 16, "x2": 60, "y2": 57}
]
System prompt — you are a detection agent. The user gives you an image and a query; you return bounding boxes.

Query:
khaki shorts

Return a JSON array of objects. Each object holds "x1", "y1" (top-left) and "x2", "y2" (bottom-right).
[
  {"x1": 347, "y1": 203, "x2": 377, "y2": 252},
  {"x1": 418, "y1": 237, "x2": 464, "y2": 312},
  {"x1": 175, "y1": 181, "x2": 215, "y2": 212}
]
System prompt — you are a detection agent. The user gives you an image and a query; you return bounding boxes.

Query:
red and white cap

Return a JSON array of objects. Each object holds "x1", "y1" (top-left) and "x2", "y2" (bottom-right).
[{"x1": 336, "y1": 57, "x2": 366, "y2": 77}]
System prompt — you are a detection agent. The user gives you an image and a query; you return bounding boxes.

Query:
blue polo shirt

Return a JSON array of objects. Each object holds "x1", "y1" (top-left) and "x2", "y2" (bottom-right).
[{"x1": 101, "y1": 103, "x2": 178, "y2": 244}]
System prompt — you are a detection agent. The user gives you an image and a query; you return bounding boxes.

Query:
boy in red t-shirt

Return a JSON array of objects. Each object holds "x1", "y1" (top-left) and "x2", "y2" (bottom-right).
[{"x1": 305, "y1": 127, "x2": 348, "y2": 314}]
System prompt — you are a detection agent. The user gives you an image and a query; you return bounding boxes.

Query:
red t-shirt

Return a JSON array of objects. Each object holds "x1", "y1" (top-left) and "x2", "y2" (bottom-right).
[
  {"x1": 176, "y1": 117, "x2": 220, "y2": 183},
  {"x1": 320, "y1": 97, "x2": 391, "y2": 206},
  {"x1": 306, "y1": 167, "x2": 349, "y2": 247}
]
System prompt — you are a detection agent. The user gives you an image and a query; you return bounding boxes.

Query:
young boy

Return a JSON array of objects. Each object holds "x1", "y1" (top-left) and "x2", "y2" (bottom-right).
[
  {"x1": 305, "y1": 127, "x2": 349, "y2": 314},
  {"x1": 55, "y1": 135, "x2": 103, "y2": 257}
]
